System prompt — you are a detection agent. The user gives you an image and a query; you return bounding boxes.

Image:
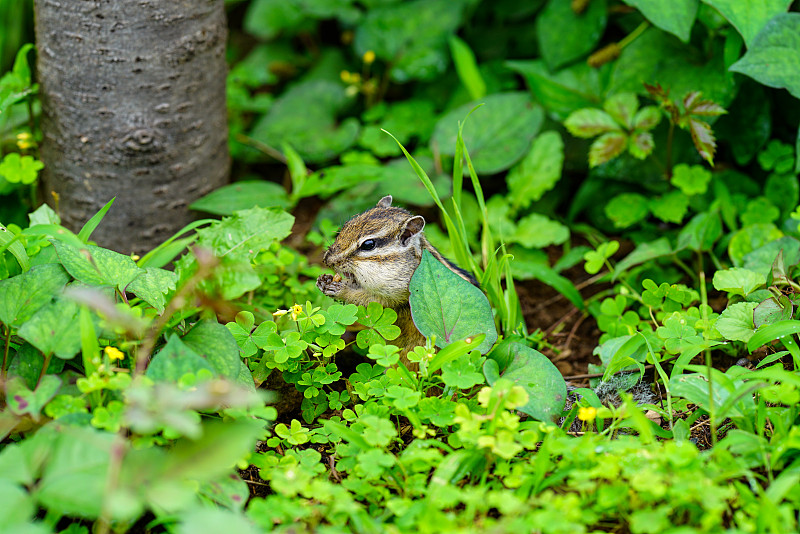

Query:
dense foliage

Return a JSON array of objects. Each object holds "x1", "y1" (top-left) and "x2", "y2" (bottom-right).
[{"x1": 2, "y1": 1, "x2": 800, "y2": 533}]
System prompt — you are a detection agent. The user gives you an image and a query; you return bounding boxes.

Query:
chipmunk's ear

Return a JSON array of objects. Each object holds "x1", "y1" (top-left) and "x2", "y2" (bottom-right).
[
  {"x1": 400, "y1": 215, "x2": 425, "y2": 246},
  {"x1": 377, "y1": 195, "x2": 393, "y2": 208}
]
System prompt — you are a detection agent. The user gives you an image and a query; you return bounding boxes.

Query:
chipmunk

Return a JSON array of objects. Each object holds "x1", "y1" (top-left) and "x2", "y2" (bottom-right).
[{"x1": 316, "y1": 196, "x2": 478, "y2": 357}]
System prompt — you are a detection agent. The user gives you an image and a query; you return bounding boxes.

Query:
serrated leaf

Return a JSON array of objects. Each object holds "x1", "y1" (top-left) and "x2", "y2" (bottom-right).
[
  {"x1": 704, "y1": 0, "x2": 793, "y2": 48},
  {"x1": 687, "y1": 117, "x2": 717, "y2": 166},
  {"x1": 564, "y1": 108, "x2": 621, "y2": 138},
  {"x1": 52, "y1": 241, "x2": 141, "y2": 292},
  {"x1": 147, "y1": 334, "x2": 216, "y2": 382},
  {"x1": 127, "y1": 268, "x2": 177, "y2": 313},
  {"x1": 621, "y1": 0, "x2": 699, "y2": 42},
  {"x1": 589, "y1": 131, "x2": 628, "y2": 167},
  {"x1": 409, "y1": 250, "x2": 497, "y2": 354},
  {"x1": 18, "y1": 299, "x2": 81, "y2": 359},
  {"x1": 684, "y1": 92, "x2": 727, "y2": 116},
  {"x1": 506, "y1": 131, "x2": 564, "y2": 211},
  {"x1": 182, "y1": 321, "x2": 242, "y2": 380},
  {"x1": 633, "y1": 106, "x2": 662, "y2": 130}
]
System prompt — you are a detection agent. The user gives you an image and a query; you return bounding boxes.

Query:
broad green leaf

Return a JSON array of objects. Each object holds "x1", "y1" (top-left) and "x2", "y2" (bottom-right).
[
  {"x1": 36, "y1": 425, "x2": 116, "y2": 519},
  {"x1": 703, "y1": 0, "x2": 794, "y2": 48},
  {"x1": 506, "y1": 131, "x2": 564, "y2": 211},
  {"x1": 728, "y1": 223, "x2": 783, "y2": 267},
  {"x1": 177, "y1": 508, "x2": 261, "y2": 534},
  {"x1": 0, "y1": 44, "x2": 35, "y2": 115},
  {"x1": 730, "y1": 13, "x2": 800, "y2": 99},
  {"x1": 52, "y1": 241, "x2": 141, "y2": 291},
  {"x1": 753, "y1": 295, "x2": 793, "y2": 328},
  {"x1": 189, "y1": 181, "x2": 290, "y2": 215},
  {"x1": 5, "y1": 375, "x2": 61, "y2": 418},
  {"x1": 297, "y1": 164, "x2": 396, "y2": 199},
  {"x1": 605, "y1": 193, "x2": 649, "y2": 228},
  {"x1": 484, "y1": 342, "x2": 567, "y2": 422},
  {"x1": 506, "y1": 60, "x2": 605, "y2": 120},
  {"x1": 0, "y1": 263, "x2": 70, "y2": 327},
  {"x1": 510, "y1": 213, "x2": 569, "y2": 249},
  {"x1": 712, "y1": 268, "x2": 766, "y2": 297},
  {"x1": 564, "y1": 108, "x2": 620, "y2": 138},
  {"x1": 250, "y1": 80, "x2": 360, "y2": 163},
  {"x1": 409, "y1": 250, "x2": 497, "y2": 354},
  {"x1": 18, "y1": 299, "x2": 81, "y2": 359},
  {"x1": 127, "y1": 267, "x2": 178, "y2": 313},
  {"x1": 0, "y1": 479, "x2": 35, "y2": 526},
  {"x1": 147, "y1": 334, "x2": 216, "y2": 382},
  {"x1": 182, "y1": 321, "x2": 242, "y2": 380},
  {"x1": 432, "y1": 92, "x2": 544, "y2": 175},
  {"x1": 536, "y1": 0, "x2": 607, "y2": 70},
  {"x1": 716, "y1": 302, "x2": 759, "y2": 342},
  {"x1": 742, "y1": 236, "x2": 800, "y2": 275},
  {"x1": 604, "y1": 93, "x2": 639, "y2": 129},
  {"x1": 194, "y1": 207, "x2": 294, "y2": 261},
  {"x1": 622, "y1": 0, "x2": 699, "y2": 42},
  {"x1": 449, "y1": 35, "x2": 486, "y2": 100},
  {"x1": 358, "y1": 99, "x2": 437, "y2": 158},
  {"x1": 354, "y1": 0, "x2": 466, "y2": 82},
  {"x1": 765, "y1": 173, "x2": 800, "y2": 220}
]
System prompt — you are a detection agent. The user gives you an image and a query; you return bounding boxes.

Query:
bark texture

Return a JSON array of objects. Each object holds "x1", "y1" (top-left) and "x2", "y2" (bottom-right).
[{"x1": 35, "y1": 0, "x2": 229, "y2": 253}]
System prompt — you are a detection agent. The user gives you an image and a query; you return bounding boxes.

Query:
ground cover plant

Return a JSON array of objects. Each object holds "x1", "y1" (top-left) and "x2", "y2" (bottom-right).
[{"x1": 2, "y1": 1, "x2": 800, "y2": 532}]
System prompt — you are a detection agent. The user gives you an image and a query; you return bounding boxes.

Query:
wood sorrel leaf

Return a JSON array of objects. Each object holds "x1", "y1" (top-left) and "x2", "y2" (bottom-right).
[{"x1": 409, "y1": 250, "x2": 497, "y2": 354}]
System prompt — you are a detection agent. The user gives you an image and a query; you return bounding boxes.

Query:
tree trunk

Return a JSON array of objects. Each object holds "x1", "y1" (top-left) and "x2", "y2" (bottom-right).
[{"x1": 34, "y1": 0, "x2": 229, "y2": 254}]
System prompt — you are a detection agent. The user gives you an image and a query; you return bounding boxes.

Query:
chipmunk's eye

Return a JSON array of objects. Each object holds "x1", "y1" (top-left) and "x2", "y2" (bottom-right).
[{"x1": 359, "y1": 239, "x2": 376, "y2": 251}]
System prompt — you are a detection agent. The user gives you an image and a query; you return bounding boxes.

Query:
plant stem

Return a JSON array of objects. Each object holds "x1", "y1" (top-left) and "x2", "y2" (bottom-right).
[
  {"x1": 1, "y1": 324, "x2": 10, "y2": 380},
  {"x1": 37, "y1": 352, "x2": 52, "y2": 388},
  {"x1": 618, "y1": 21, "x2": 650, "y2": 49},
  {"x1": 665, "y1": 122, "x2": 675, "y2": 178}
]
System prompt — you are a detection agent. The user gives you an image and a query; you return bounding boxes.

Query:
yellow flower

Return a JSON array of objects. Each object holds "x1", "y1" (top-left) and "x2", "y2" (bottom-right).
[
  {"x1": 273, "y1": 309, "x2": 289, "y2": 317},
  {"x1": 290, "y1": 304, "x2": 304, "y2": 321},
  {"x1": 16, "y1": 132, "x2": 35, "y2": 150},
  {"x1": 340, "y1": 70, "x2": 352, "y2": 83},
  {"x1": 578, "y1": 406, "x2": 597, "y2": 422},
  {"x1": 104, "y1": 346, "x2": 125, "y2": 361},
  {"x1": 363, "y1": 50, "x2": 376, "y2": 64}
]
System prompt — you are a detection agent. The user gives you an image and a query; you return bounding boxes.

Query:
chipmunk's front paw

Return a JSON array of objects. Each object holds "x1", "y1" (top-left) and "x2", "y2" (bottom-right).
[{"x1": 316, "y1": 273, "x2": 344, "y2": 297}]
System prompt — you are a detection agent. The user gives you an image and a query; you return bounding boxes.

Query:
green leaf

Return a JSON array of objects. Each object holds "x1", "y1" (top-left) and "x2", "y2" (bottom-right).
[
  {"x1": 0, "y1": 223, "x2": 30, "y2": 271},
  {"x1": 127, "y1": 267, "x2": 178, "y2": 313},
  {"x1": 0, "y1": 153, "x2": 43, "y2": 184},
  {"x1": 0, "y1": 264, "x2": 70, "y2": 328},
  {"x1": 536, "y1": 0, "x2": 608, "y2": 70},
  {"x1": 0, "y1": 479, "x2": 35, "y2": 526},
  {"x1": 614, "y1": 238, "x2": 673, "y2": 278},
  {"x1": 358, "y1": 99, "x2": 437, "y2": 158},
  {"x1": 628, "y1": 131, "x2": 655, "y2": 160},
  {"x1": 671, "y1": 164, "x2": 711, "y2": 195},
  {"x1": 687, "y1": 117, "x2": 718, "y2": 166},
  {"x1": 147, "y1": 334, "x2": 216, "y2": 382},
  {"x1": 177, "y1": 508, "x2": 261, "y2": 534},
  {"x1": 18, "y1": 299, "x2": 81, "y2": 359},
  {"x1": 432, "y1": 92, "x2": 544, "y2": 175},
  {"x1": 506, "y1": 60, "x2": 605, "y2": 120},
  {"x1": 622, "y1": 0, "x2": 699, "y2": 42},
  {"x1": 5, "y1": 375, "x2": 61, "y2": 418},
  {"x1": 409, "y1": 250, "x2": 497, "y2": 354},
  {"x1": 564, "y1": 108, "x2": 621, "y2": 138},
  {"x1": 716, "y1": 302, "x2": 759, "y2": 342},
  {"x1": 250, "y1": 80, "x2": 360, "y2": 163},
  {"x1": 0, "y1": 44, "x2": 36, "y2": 115},
  {"x1": 584, "y1": 240, "x2": 619, "y2": 274},
  {"x1": 704, "y1": 0, "x2": 794, "y2": 48},
  {"x1": 510, "y1": 213, "x2": 569, "y2": 248},
  {"x1": 753, "y1": 295, "x2": 793, "y2": 328},
  {"x1": 605, "y1": 193, "x2": 649, "y2": 228},
  {"x1": 449, "y1": 35, "x2": 486, "y2": 100},
  {"x1": 182, "y1": 321, "x2": 242, "y2": 380},
  {"x1": 604, "y1": 93, "x2": 639, "y2": 129},
  {"x1": 649, "y1": 191, "x2": 690, "y2": 224},
  {"x1": 506, "y1": 131, "x2": 564, "y2": 211},
  {"x1": 484, "y1": 342, "x2": 567, "y2": 422},
  {"x1": 441, "y1": 354, "x2": 485, "y2": 390},
  {"x1": 52, "y1": 241, "x2": 141, "y2": 292},
  {"x1": 189, "y1": 181, "x2": 290, "y2": 215},
  {"x1": 729, "y1": 13, "x2": 800, "y2": 99},
  {"x1": 728, "y1": 223, "x2": 783, "y2": 267},
  {"x1": 747, "y1": 319, "x2": 800, "y2": 352},
  {"x1": 77, "y1": 197, "x2": 115, "y2": 244},
  {"x1": 677, "y1": 211, "x2": 722, "y2": 252},
  {"x1": 713, "y1": 268, "x2": 766, "y2": 297},
  {"x1": 354, "y1": 0, "x2": 466, "y2": 82}
]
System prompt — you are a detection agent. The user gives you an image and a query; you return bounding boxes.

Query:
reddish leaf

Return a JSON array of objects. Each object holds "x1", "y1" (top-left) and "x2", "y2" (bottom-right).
[
  {"x1": 564, "y1": 108, "x2": 621, "y2": 138},
  {"x1": 633, "y1": 106, "x2": 662, "y2": 131},
  {"x1": 628, "y1": 131, "x2": 654, "y2": 160},
  {"x1": 688, "y1": 118, "x2": 717, "y2": 166},
  {"x1": 589, "y1": 131, "x2": 627, "y2": 167},
  {"x1": 603, "y1": 93, "x2": 638, "y2": 130},
  {"x1": 683, "y1": 91, "x2": 727, "y2": 117}
]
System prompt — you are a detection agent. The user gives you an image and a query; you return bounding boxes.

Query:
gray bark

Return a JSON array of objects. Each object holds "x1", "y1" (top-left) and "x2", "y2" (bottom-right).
[{"x1": 34, "y1": 0, "x2": 229, "y2": 254}]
